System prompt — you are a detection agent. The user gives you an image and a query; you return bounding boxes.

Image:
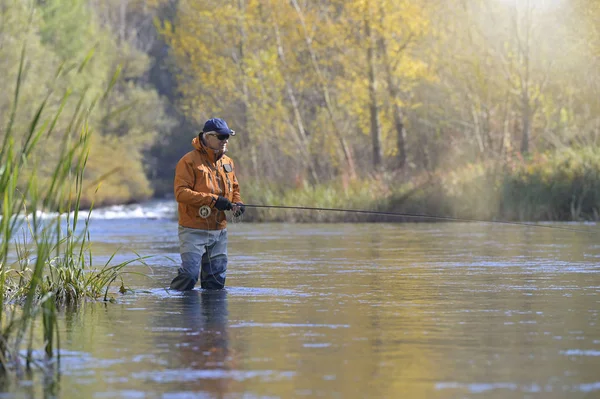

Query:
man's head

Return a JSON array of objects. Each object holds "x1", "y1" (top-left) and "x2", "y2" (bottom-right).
[{"x1": 200, "y1": 118, "x2": 235, "y2": 151}]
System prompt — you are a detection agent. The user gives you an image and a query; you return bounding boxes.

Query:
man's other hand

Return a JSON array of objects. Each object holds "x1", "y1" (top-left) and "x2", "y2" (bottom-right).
[{"x1": 232, "y1": 202, "x2": 245, "y2": 217}]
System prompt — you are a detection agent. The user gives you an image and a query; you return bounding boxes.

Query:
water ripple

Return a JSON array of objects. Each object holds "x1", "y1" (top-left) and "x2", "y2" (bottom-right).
[{"x1": 131, "y1": 369, "x2": 295, "y2": 382}]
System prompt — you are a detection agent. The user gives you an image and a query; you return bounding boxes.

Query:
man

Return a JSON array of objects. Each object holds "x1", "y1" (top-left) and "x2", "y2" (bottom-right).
[{"x1": 170, "y1": 118, "x2": 244, "y2": 291}]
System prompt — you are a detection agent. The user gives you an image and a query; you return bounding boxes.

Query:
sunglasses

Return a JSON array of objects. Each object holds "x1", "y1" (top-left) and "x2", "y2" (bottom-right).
[{"x1": 207, "y1": 133, "x2": 230, "y2": 141}]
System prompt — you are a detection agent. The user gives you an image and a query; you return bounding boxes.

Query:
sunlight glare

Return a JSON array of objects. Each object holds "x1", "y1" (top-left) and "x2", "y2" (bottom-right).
[{"x1": 494, "y1": 0, "x2": 564, "y2": 10}]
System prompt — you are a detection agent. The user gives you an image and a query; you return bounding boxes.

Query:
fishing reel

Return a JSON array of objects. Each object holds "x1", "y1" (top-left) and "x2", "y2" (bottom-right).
[{"x1": 198, "y1": 205, "x2": 212, "y2": 219}]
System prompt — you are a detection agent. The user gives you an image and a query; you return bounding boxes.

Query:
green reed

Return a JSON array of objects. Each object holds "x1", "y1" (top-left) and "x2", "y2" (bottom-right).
[{"x1": 0, "y1": 45, "x2": 144, "y2": 377}]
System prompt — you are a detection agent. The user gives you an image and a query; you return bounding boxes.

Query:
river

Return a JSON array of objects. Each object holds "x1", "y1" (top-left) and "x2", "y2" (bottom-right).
[{"x1": 4, "y1": 200, "x2": 600, "y2": 398}]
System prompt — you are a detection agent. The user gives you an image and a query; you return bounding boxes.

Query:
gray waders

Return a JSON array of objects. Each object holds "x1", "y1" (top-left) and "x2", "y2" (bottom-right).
[{"x1": 170, "y1": 227, "x2": 228, "y2": 290}]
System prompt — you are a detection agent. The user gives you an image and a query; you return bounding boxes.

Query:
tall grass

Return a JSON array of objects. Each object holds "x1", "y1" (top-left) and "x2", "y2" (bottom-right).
[
  {"x1": 0, "y1": 46, "x2": 145, "y2": 377},
  {"x1": 241, "y1": 148, "x2": 600, "y2": 223},
  {"x1": 241, "y1": 176, "x2": 416, "y2": 222},
  {"x1": 500, "y1": 149, "x2": 600, "y2": 221}
]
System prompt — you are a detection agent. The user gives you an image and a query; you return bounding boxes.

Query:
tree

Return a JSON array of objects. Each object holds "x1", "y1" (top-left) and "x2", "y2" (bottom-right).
[
  {"x1": 333, "y1": 0, "x2": 430, "y2": 170},
  {"x1": 1, "y1": 0, "x2": 173, "y2": 206}
]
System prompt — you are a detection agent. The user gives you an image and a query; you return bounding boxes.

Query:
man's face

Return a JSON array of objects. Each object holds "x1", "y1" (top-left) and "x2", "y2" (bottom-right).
[{"x1": 204, "y1": 132, "x2": 229, "y2": 151}]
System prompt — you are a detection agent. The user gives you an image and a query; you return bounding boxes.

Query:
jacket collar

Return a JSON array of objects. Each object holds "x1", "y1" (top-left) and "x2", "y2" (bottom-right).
[{"x1": 192, "y1": 136, "x2": 224, "y2": 163}]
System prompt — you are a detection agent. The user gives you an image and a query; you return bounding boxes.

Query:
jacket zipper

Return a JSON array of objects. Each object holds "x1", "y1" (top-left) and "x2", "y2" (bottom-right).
[
  {"x1": 225, "y1": 172, "x2": 232, "y2": 196},
  {"x1": 216, "y1": 165, "x2": 222, "y2": 229},
  {"x1": 213, "y1": 161, "x2": 224, "y2": 229}
]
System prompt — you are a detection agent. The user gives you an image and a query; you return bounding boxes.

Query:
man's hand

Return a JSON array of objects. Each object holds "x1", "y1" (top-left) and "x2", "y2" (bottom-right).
[
  {"x1": 214, "y1": 196, "x2": 233, "y2": 211},
  {"x1": 232, "y1": 202, "x2": 245, "y2": 217}
]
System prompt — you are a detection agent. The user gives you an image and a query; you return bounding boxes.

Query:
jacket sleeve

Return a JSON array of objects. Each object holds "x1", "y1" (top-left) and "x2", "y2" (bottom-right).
[
  {"x1": 174, "y1": 158, "x2": 217, "y2": 206},
  {"x1": 231, "y1": 160, "x2": 243, "y2": 204}
]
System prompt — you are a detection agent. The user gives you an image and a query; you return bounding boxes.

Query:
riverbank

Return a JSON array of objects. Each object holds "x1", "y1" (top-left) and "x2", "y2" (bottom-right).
[
  {"x1": 87, "y1": 148, "x2": 600, "y2": 223},
  {"x1": 240, "y1": 148, "x2": 600, "y2": 223}
]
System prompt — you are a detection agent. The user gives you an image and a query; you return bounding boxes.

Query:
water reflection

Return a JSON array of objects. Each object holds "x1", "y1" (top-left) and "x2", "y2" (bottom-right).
[{"x1": 176, "y1": 290, "x2": 231, "y2": 396}]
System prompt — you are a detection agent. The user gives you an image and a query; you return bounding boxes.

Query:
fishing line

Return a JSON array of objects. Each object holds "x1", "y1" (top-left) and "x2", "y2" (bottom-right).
[{"x1": 242, "y1": 204, "x2": 596, "y2": 234}]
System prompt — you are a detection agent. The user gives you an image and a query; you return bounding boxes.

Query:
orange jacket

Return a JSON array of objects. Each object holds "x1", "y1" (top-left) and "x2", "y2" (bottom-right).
[{"x1": 174, "y1": 137, "x2": 242, "y2": 230}]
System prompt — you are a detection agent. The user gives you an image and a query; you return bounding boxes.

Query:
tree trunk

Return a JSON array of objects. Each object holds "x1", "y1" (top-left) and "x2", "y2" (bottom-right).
[
  {"x1": 520, "y1": 95, "x2": 531, "y2": 154},
  {"x1": 270, "y1": 9, "x2": 319, "y2": 182},
  {"x1": 236, "y1": 0, "x2": 259, "y2": 177},
  {"x1": 518, "y1": 0, "x2": 532, "y2": 154},
  {"x1": 501, "y1": 89, "x2": 512, "y2": 159},
  {"x1": 392, "y1": 100, "x2": 407, "y2": 169},
  {"x1": 377, "y1": 11, "x2": 409, "y2": 170},
  {"x1": 291, "y1": 0, "x2": 356, "y2": 178},
  {"x1": 365, "y1": 5, "x2": 382, "y2": 170}
]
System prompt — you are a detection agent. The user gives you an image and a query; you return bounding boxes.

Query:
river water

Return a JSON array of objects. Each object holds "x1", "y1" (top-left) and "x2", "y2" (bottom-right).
[{"x1": 5, "y1": 201, "x2": 600, "y2": 398}]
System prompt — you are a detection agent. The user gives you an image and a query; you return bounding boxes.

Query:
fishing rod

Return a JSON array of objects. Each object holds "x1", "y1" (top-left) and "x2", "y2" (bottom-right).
[{"x1": 242, "y1": 204, "x2": 596, "y2": 234}]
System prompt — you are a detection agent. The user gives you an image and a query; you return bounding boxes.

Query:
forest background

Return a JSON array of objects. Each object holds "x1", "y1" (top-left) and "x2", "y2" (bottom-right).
[{"x1": 2, "y1": 0, "x2": 599, "y2": 222}]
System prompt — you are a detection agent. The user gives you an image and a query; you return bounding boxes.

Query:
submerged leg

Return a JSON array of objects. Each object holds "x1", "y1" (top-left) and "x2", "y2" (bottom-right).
[
  {"x1": 170, "y1": 227, "x2": 212, "y2": 291},
  {"x1": 200, "y1": 254, "x2": 227, "y2": 289},
  {"x1": 170, "y1": 252, "x2": 203, "y2": 290},
  {"x1": 200, "y1": 230, "x2": 228, "y2": 290}
]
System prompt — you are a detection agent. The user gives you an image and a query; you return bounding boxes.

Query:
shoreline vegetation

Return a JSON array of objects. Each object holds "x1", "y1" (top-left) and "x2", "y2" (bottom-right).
[
  {"x1": 85, "y1": 146, "x2": 600, "y2": 224},
  {"x1": 209, "y1": 147, "x2": 600, "y2": 223},
  {"x1": 0, "y1": 49, "x2": 145, "y2": 379}
]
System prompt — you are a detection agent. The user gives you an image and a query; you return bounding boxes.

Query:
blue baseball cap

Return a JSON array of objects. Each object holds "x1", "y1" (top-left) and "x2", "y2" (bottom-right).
[{"x1": 202, "y1": 118, "x2": 236, "y2": 136}]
